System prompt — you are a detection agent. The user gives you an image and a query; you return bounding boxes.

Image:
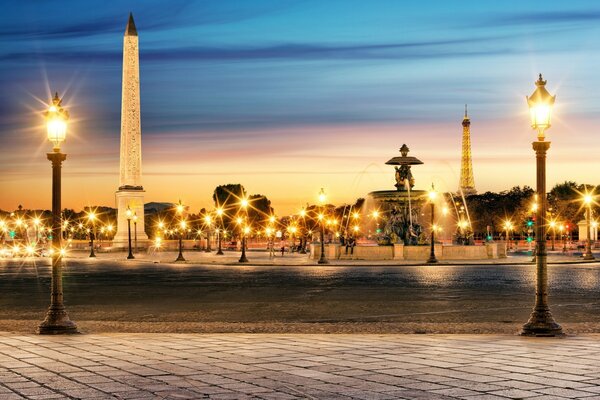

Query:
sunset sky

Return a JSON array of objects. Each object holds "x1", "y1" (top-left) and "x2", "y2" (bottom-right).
[{"x1": 1, "y1": 0, "x2": 600, "y2": 214}]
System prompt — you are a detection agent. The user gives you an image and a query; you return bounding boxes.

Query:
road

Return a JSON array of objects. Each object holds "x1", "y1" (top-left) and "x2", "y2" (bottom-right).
[{"x1": 0, "y1": 256, "x2": 599, "y2": 333}]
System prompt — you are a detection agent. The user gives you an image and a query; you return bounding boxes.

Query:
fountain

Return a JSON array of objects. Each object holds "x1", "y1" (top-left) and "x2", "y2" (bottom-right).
[
  {"x1": 310, "y1": 144, "x2": 502, "y2": 261},
  {"x1": 368, "y1": 144, "x2": 426, "y2": 245}
]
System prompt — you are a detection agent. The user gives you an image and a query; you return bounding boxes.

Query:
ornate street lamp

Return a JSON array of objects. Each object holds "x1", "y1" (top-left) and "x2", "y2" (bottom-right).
[
  {"x1": 582, "y1": 193, "x2": 595, "y2": 260},
  {"x1": 427, "y1": 185, "x2": 438, "y2": 264},
  {"x1": 503, "y1": 220, "x2": 513, "y2": 253},
  {"x1": 175, "y1": 200, "x2": 186, "y2": 262},
  {"x1": 38, "y1": 92, "x2": 78, "y2": 334},
  {"x1": 126, "y1": 206, "x2": 134, "y2": 259},
  {"x1": 521, "y1": 74, "x2": 563, "y2": 337},
  {"x1": 549, "y1": 220, "x2": 556, "y2": 251},
  {"x1": 239, "y1": 198, "x2": 249, "y2": 263},
  {"x1": 204, "y1": 214, "x2": 212, "y2": 252},
  {"x1": 133, "y1": 212, "x2": 138, "y2": 254},
  {"x1": 318, "y1": 188, "x2": 328, "y2": 264},
  {"x1": 87, "y1": 211, "x2": 96, "y2": 258},
  {"x1": 215, "y1": 207, "x2": 224, "y2": 255}
]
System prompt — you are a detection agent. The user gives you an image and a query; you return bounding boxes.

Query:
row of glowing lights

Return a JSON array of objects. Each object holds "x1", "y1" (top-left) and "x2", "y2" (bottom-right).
[{"x1": 0, "y1": 212, "x2": 114, "y2": 235}]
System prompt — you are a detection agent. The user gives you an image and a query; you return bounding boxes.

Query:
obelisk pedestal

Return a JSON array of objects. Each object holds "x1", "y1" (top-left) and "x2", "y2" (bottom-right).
[{"x1": 113, "y1": 13, "x2": 148, "y2": 246}]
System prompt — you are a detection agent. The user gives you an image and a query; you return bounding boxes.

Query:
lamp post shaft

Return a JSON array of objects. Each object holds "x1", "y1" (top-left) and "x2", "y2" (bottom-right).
[
  {"x1": 89, "y1": 223, "x2": 96, "y2": 258},
  {"x1": 427, "y1": 202, "x2": 437, "y2": 263},
  {"x1": 522, "y1": 141, "x2": 562, "y2": 336},
  {"x1": 239, "y1": 233, "x2": 248, "y2": 262},
  {"x1": 584, "y1": 206, "x2": 595, "y2": 260},
  {"x1": 38, "y1": 152, "x2": 77, "y2": 334},
  {"x1": 318, "y1": 218, "x2": 328, "y2": 264},
  {"x1": 216, "y1": 227, "x2": 223, "y2": 255},
  {"x1": 134, "y1": 221, "x2": 137, "y2": 253},
  {"x1": 127, "y1": 219, "x2": 134, "y2": 259},
  {"x1": 176, "y1": 230, "x2": 185, "y2": 261}
]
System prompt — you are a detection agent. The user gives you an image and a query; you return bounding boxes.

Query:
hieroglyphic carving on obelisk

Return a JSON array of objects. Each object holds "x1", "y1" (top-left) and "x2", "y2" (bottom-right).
[{"x1": 114, "y1": 13, "x2": 148, "y2": 244}]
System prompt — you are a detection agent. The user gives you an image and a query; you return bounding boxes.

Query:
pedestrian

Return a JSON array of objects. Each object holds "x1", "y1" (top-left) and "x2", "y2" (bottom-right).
[{"x1": 280, "y1": 240, "x2": 285, "y2": 257}]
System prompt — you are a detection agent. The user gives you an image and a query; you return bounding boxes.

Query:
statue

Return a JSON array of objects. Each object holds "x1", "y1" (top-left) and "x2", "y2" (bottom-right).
[
  {"x1": 394, "y1": 165, "x2": 415, "y2": 191},
  {"x1": 382, "y1": 207, "x2": 422, "y2": 245}
]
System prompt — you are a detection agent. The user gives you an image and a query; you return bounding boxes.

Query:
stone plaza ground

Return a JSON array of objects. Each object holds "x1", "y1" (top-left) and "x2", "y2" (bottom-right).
[{"x1": 2, "y1": 333, "x2": 600, "y2": 399}]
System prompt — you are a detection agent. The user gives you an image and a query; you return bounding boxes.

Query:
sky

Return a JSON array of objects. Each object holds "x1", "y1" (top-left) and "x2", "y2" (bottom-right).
[{"x1": 1, "y1": 0, "x2": 600, "y2": 214}]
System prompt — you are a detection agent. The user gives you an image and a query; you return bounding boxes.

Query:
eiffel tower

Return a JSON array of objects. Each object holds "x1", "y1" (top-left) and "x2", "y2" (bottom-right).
[{"x1": 459, "y1": 105, "x2": 476, "y2": 195}]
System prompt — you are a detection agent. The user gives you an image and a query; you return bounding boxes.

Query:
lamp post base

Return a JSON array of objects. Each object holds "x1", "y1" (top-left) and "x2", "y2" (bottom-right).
[
  {"x1": 239, "y1": 254, "x2": 248, "y2": 263},
  {"x1": 426, "y1": 256, "x2": 438, "y2": 264},
  {"x1": 175, "y1": 253, "x2": 186, "y2": 262},
  {"x1": 38, "y1": 308, "x2": 79, "y2": 335},
  {"x1": 216, "y1": 249, "x2": 224, "y2": 255},
  {"x1": 521, "y1": 309, "x2": 564, "y2": 337}
]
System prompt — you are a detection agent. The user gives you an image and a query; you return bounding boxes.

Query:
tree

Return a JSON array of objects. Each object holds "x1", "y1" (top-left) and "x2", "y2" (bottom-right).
[{"x1": 212, "y1": 184, "x2": 247, "y2": 229}]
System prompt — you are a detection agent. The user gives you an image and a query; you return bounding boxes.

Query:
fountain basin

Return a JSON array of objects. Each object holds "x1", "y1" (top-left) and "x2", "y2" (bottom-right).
[{"x1": 310, "y1": 243, "x2": 502, "y2": 261}]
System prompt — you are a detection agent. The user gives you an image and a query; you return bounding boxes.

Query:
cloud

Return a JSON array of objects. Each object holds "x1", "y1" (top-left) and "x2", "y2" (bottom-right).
[
  {"x1": 0, "y1": 0, "x2": 297, "y2": 41},
  {"x1": 0, "y1": 35, "x2": 516, "y2": 64},
  {"x1": 477, "y1": 10, "x2": 600, "y2": 28}
]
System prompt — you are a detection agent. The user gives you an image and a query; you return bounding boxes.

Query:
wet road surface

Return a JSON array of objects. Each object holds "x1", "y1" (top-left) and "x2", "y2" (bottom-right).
[{"x1": 0, "y1": 258, "x2": 599, "y2": 332}]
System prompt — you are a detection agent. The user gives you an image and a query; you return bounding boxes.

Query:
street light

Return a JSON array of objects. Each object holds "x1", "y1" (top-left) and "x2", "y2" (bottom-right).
[
  {"x1": 87, "y1": 211, "x2": 96, "y2": 258},
  {"x1": 239, "y1": 198, "x2": 249, "y2": 263},
  {"x1": 549, "y1": 220, "x2": 556, "y2": 251},
  {"x1": 38, "y1": 92, "x2": 78, "y2": 334},
  {"x1": 427, "y1": 185, "x2": 438, "y2": 264},
  {"x1": 521, "y1": 74, "x2": 562, "y2": 337},
  {"x1": 204, "y1": 214, "x2": 212, "y2": 252},
  {"x1": 582, "y1": 193, "x2": 595, "y2": 260},
  {"x1": 133, "y1": 212, "x2": 138, "y2": 254},
  {"x1": 126, "y1": 206, "x2": 134, "y2": 259},
  {"x1": 318, "y1": 188, "x2": 328, "y2": 264},
  {"x1": 175, "y1": 200, "x2": 186, "y2": 262},
  {"x1": 503, "y1": 220, "x2": 514, "y2": 252},
  {"x1": 216, "y1": 207, "x2": 224, "y2": 255}
]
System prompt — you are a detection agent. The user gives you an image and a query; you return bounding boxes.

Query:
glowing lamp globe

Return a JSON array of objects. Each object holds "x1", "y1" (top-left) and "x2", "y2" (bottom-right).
[
  {"x1": 45, "y1": 93, "x2": 69, "y2": 150},
  {"x1": 526, "y1": 74, "x2": 555, "y2": 139}
]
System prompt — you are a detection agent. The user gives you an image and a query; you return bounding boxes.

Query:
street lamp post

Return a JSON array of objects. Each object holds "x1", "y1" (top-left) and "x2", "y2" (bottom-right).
[
  {"x1": 126, "y1": 206, "x2": 134, "y2": 259},
  {"x1": 204, "y1": 215, "x2": 212, "y2": 253},
  {"x1": 503, "y1": 221, "x2": 513, "y2": 253},
  {"x1": 427, "y1": 185, "x2": 438, "y2": 264},
  {"x1": 239, "y1": 198, "x2": 249, "y2": 263},
  {"x1": 318, "y1": 188, "x2": 328, "y2": 264},
  {"x1": 549, "y1": 220, "x2": 556, "y2": 251},
  {"x1": 583, "y1": 194, "x2": 595, "y2": 260},
  {"x1": 133, "y1": 212, "x2": 138, "y2": 254},
  {"x1": 216, "y1": 208, "x2": 224, "y2": 255},
  {"x1": 521, "y1": 74, "x2": 563, "y2": 337},
  {"x1": 38, "y1": 92, "x2": 78, "y2": 334},
  {"x1": 175, "y1": 200, "x2": 186, "y2": 262},
  {"x1": 88, "y1": 211, "x2": 96, "y2": 258}
]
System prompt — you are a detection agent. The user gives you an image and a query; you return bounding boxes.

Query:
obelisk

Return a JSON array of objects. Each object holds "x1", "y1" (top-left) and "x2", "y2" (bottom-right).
[{"x1": 114, "y1": 13, "x2": 148, "y2": 245}]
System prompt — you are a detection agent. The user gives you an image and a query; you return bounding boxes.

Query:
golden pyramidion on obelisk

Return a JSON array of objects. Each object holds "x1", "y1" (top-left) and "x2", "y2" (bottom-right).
[{"x1": 114, "y1": 13, "x2": 148, "y2": 245}]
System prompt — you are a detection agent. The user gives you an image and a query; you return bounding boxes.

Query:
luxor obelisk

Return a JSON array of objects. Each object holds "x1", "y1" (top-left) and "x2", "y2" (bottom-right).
[{"x1": 114, "y1": 13, "x2": 148, "y2": 245}]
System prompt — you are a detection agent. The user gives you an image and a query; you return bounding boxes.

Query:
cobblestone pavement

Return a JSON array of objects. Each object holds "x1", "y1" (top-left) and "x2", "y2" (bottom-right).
[{"x1": 1, "y1": 334, "x2": 600, "y2": 399}]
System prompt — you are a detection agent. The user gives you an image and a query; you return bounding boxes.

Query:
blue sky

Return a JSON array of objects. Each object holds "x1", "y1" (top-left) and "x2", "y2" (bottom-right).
[{"x1": 2, "y1": 0, "x2": 600, "y2": 212}]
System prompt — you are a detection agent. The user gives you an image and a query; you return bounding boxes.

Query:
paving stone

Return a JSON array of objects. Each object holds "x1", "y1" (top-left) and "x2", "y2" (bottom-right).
[{"x1": 1, "y1": 333, "x2": 600, "y2": 399}]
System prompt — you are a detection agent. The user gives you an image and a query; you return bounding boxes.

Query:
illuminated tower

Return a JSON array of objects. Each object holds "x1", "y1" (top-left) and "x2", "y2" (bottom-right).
[
  {"x1": 114, "y1": 13, "x2": 148, "y2": 245},
  {"x1": 459, "y1": 105, "x2": 476, "y2": 195}
]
